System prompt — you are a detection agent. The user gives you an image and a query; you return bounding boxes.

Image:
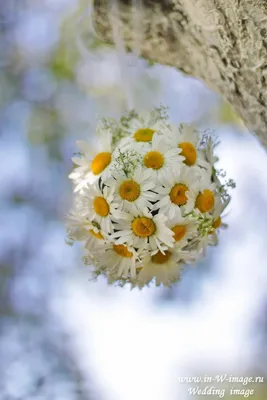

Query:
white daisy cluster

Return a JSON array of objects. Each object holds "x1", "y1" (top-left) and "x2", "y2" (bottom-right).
[{"x1": 67, "y1": 106, "x2": 234, "y2": 288}]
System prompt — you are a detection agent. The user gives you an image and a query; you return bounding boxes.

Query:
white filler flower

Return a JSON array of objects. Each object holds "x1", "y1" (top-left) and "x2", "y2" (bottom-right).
[{"x1": 67, "y1": 106, "x2": 234, "y2": 288}]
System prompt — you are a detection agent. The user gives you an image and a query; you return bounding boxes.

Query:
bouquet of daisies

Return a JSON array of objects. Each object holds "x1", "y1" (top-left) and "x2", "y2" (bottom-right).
[{"x1": 66, "y1": 107, "x2": 234, "y2": 288}]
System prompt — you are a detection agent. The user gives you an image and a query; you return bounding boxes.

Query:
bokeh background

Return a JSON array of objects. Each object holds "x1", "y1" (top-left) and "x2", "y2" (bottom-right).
[{"x1": 1, "y1": 1, "x2": 267, "y2": 399}]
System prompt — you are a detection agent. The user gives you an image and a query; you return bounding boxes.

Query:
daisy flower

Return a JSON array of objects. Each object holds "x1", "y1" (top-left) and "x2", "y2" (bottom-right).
[
  {"x1": 69, "y1": 132, "x2": 112, "y2": 191},
  {"x1": 166, "y1": 210, "x2": 198, "y2": 249},
  {"x1": 79, "y1": 183, "x2": 117, "y2": 234},
  {"x1": 124, "y1": 113, "x2": 167, "y2": 145},
  {"x1": 93, "y1": 242, "x2": 140, "y2": 279},
  {"x1": 168, "y1": 124, "x2": 209, "y2": 169},
  {"x1": 208, "y1": 196, "x2": 229, "y2": 244},
  {"x1": 66, "y1": 210, "x2": 106, "y2": 254},
  {"x1": 140, "y1": 132, "x2": 184, "y2": 181},
  {"x1": 84, "y1": 222, "x2": 107, "y2": 254},
  {"x1": 135, "y1": 247, "x2": 195, "y2": 287},
  {"x1": 185, "y1": 204, "x2": 223, "y2": 257},
  {"x1": 195, "y1": 173, "x2": 216, "y2": 214},
  {"x1": 155, "y1": 165, "x2": 199, "y2": 218},
  {"x1": 106, "y1": 165, "x2": 158, "y2": 212},
  {"x1": 112, "y1": 205, "x2": 175, "y2": 253}
]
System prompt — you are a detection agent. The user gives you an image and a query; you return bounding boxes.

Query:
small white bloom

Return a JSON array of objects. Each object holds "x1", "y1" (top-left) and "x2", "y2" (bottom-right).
[{"x1": 107, "y1": 147, "x2": 143, "y2": 183}]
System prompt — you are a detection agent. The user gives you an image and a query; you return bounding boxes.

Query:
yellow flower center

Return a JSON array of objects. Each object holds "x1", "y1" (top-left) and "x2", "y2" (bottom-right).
[
  {"x1": 151, "y1": 251, "x2": 171, "y2": 264},
  {"x1": 134, "y1": 128, "x2": 155, "y2": 142},
  {"x1": 144, "y1": 151, "x2": 164, "y2": 170},
  {"x1": 212, "y1": 216, "x2": 222, "y2": 229},
  {"x1": 93, "y1": 196, "x2": 109, "y2": 217},
  {"x1": 178, "y1": 142, "x2": 197, "y2": 166},
  {"x1": 169, "y1": 183, "x2": 188, "y2": 205},
  {"x1": 172, "y1": 225, "x2": 186, "y2": 241},
  {"x1": 196, "y1": 189, "x2": 214, "y2": 213},
  {"x1": 119, "y1": 180, "x2": 140, "y2": 202},
  {"x1": 89, "y1": 229, "x2": 104, "y2": 239},
  {"x1": 113, "y1": 244, "x2": 133, "y2": 258},
  {"x1": 132, "y1": 217, "x2": 156, "y2": 237},
  {"x1": 91, "y1": 152, "x2": 112, "y2": 175}
]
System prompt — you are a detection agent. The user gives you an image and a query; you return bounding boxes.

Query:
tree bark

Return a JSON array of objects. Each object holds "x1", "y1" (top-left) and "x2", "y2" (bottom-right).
[{"x1": 93, "y1": 0, "x2": 267, "y2": 147}]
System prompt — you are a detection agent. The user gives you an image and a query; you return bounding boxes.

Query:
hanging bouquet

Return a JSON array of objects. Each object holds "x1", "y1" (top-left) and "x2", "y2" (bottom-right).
[{"x1": 66, "y1": 106, "x2": 235, "y2": 288}]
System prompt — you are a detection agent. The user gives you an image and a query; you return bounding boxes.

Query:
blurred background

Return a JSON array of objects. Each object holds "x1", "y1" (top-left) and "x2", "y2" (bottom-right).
[{"x1": 1, "y1": 1, "x2": 267, "y2": 399}]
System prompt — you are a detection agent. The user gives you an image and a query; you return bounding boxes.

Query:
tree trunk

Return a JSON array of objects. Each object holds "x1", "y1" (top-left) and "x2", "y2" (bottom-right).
[{"x1": 93, "y1": 0, "x2": 267, "y2": 147}]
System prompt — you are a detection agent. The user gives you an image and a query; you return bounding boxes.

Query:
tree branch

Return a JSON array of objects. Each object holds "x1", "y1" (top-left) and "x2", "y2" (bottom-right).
[{"x1": 93, "y1": 0, "x2": 267, "y2": 147}]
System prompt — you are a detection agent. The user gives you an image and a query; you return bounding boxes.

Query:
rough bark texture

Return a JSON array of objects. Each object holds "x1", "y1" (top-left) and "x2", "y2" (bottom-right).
[{"x1": 93, "y1": 0, "x2": 267, "y2": 147}]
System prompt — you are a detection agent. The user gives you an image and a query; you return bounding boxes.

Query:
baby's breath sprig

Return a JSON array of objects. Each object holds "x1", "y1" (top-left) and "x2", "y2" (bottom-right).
[
  {"x1": 112, "y1": 148, "x2": 142, "y2": 177},
  {"x1": 90, "y1": 266, "x2": 105, "y2": 280},
  {"x1": 120, "y1": 109, "x2": 139, "y2": 127},
  {"x1": 73, "y1": 151, "x2": 84, "y2": 157},
  {"x1": 150, "y1": 104, "x2": 169, "y2": 123},
  {"x1": 98, "y1": 117, "x2": 124, "y2": 149},
  {"x1": 218, "y1": 183, "x2": 235, "y2": 202},
  {"x1": 213, "y1": 167, "x2": 236, "y2": 201},
  {"x1": 198, "y1": 129, "x2": 216, "y2": 149},
  {"x1": 99, "y1": 110, "x2": 139, "y2": 149},
  {"x1": 108, "y1": 275, "x2": 130, "y2": 288},
  {"x1": 83, "y1": 254, "x2": 94, "y2": 267},
  {"x1": 216, "y1": 168, "x2": 227, "y2": 178},
  {"x1": 65, "y1": 237, "x2": 75, "y2": 246}
]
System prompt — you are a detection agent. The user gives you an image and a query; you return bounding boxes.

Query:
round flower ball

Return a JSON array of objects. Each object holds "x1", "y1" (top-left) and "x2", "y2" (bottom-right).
[{"x1": 66, "y1": 107, "x2": 234, "y2": 288}]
